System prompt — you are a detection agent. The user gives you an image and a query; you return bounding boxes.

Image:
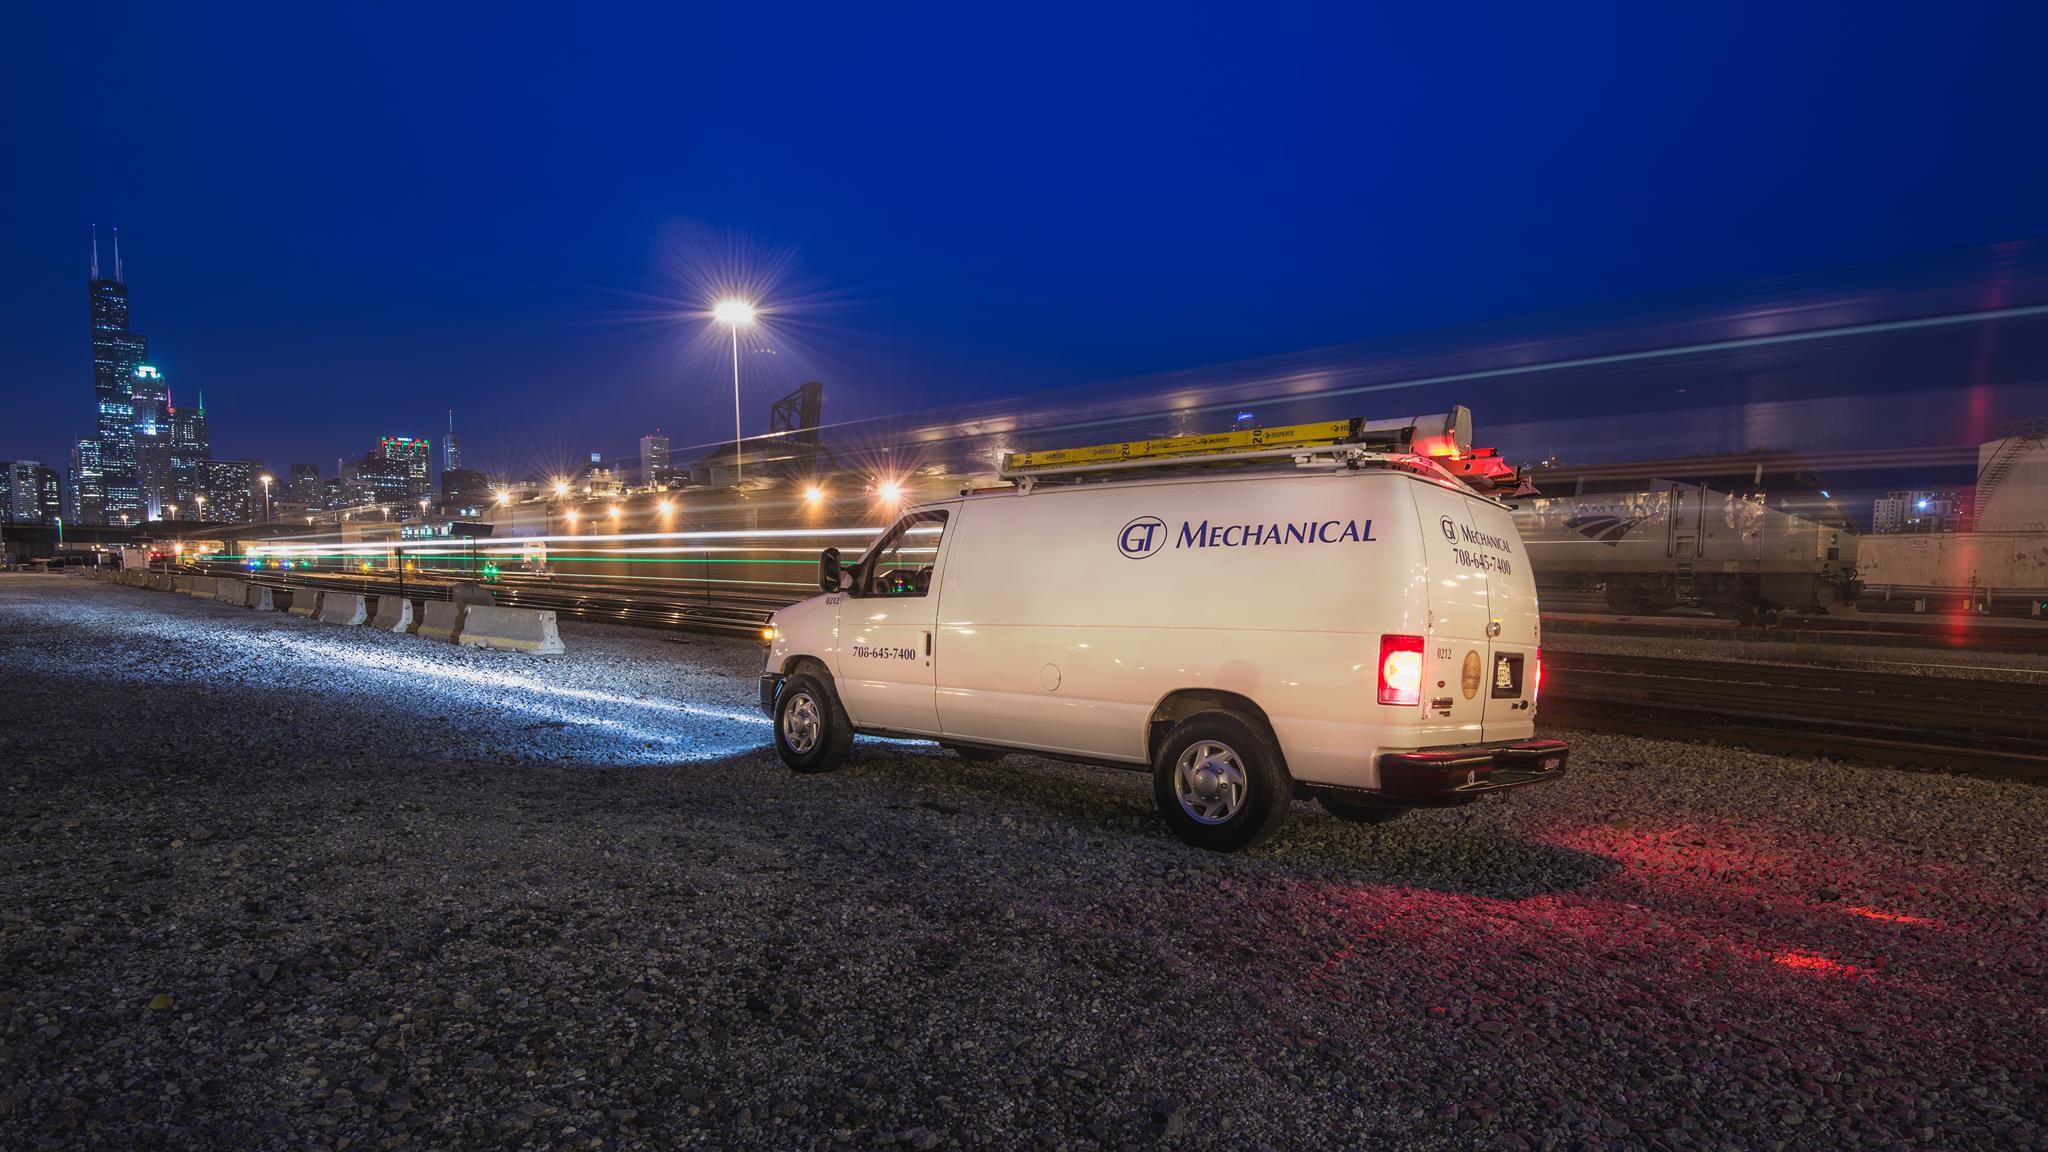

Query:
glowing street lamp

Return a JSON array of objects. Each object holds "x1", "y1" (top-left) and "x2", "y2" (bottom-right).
[
  {"x1": 878, "y1": 479, "x2": 904, "y2": 505},
  {"x1": 713, "y1": 298, "x2": 757, "y2": 482},
  {"x1": 803, "y1": 484, "x2": 824, "y2": 506}
]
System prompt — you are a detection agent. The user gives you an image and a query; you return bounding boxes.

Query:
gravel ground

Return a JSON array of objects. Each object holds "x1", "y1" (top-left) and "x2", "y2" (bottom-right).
[
  {"x1": 1545, "y1": 630, "x2": 2048, "y2": 683},
  {"x1": 3, "y1": 573, "x2": 2044, "y2": 1151}
]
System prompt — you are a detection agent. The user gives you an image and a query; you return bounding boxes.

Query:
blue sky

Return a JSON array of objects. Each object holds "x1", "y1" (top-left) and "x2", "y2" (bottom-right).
[{"x1": 3, "y1": 2, "x2": 2044, "y2": 477}]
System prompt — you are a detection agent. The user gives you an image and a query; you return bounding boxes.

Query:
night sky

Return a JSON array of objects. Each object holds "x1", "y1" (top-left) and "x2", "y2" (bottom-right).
[{"x1": 4, "y1": 3, "x2": 2046, "y2": 479}]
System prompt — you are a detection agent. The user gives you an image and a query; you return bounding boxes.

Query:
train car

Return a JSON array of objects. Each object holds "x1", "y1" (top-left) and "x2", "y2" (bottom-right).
[
  {"x1": 1514, "y1": 460, "x2": 1858, "y2": 613},
  {"x1": 1856, "y1": 531, "x2": 2048, "y2": 617}
]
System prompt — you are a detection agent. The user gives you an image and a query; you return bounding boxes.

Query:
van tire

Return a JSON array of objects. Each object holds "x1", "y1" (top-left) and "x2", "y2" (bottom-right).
[
  {"x1": 1152, "y1": 712, "x2": 1291, "y2": 852},
  {"x1": 774, "y1": 672, "x2": 854, "y2": 774},
  {"x1": 1322, "y1": 798, "x2": 1410, "y2": 825}
]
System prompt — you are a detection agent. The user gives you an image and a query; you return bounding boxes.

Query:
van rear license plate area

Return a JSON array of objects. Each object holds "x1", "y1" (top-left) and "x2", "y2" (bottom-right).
[{"x1": 1490, "y1": 653, "x2": 1524, "y2": 698}]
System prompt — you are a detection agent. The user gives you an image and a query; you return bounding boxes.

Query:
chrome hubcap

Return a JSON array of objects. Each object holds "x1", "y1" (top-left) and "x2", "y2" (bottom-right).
[
  {"x1": 782, "y1": 691, "x2": 822, "y2": 754},
  {"x1": 1174, "y1": 740, "x2": 1248, "y2": 824}
]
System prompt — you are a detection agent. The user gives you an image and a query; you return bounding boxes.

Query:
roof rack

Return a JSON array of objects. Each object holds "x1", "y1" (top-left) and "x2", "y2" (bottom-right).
[
  {"x1": 1000, "y1": 408, "x2": 1471, "y2": 477},
  {"x1": 993, "y1": 405, "x2": 1530, "y2": 497}
]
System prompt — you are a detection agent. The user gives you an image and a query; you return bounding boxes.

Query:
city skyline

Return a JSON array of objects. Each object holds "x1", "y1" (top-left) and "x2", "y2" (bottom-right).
[{"x1": 6, "y1": 5, "x2": 2048, "y2": 482}]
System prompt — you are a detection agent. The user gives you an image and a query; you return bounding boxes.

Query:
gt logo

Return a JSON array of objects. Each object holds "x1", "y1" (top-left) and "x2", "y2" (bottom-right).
[
  {"x1": 1118, "y1": 516, "x2": 1167, "y2": 559},
  {"x1": 1440, "y1": 516, "x2": 1457, "y2": 542}
]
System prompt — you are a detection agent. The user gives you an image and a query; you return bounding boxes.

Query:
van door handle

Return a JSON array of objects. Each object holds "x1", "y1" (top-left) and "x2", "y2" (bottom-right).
[
  {"x1": 1486, "y1": 621, "x2": 1502, "y2": 638},
  {"x1": 924, "y1": 630, "x2": 932, "y2": 656}
]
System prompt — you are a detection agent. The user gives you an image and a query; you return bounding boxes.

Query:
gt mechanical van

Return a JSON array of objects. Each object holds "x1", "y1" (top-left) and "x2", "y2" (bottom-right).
[{"x1": 760, "y1": 408, "x2": 1567, "y2": 851}]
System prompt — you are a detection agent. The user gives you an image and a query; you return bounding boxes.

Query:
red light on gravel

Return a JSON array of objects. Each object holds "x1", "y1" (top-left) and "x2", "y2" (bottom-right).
[
  {"x1": 1843, "y1": 905, "x2": 1933, "y2": 926},
  {"x1": 1771, "y1": 951, "x2": 1861, "y2": 978}
]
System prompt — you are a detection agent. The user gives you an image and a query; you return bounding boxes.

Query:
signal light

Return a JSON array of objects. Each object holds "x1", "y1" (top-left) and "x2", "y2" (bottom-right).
[
  {"x1": 1377, "y1": 634, "x2": 1424, "y2": 706},
  {"x1": 1532, "y1": 650, "x2": 1542, "y2": 703}
]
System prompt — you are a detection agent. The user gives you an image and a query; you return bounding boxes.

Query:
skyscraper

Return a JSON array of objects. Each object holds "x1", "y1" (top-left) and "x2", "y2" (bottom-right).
[
  {"x1": 289, "y1": 464, "x2": 322, "y2": 507},
  {"x1": 71, "y1": 438, "x2": 103, "y2": 525},
  {"x1": 639, "y1": 431, "x2": 670, "y2": 486},
  {"x1": 378, "y1": 437, "x2": 433, "y2": 501},
  {"x1": 130, "y1": 364, "x2": 174, "y2": 519},
  {"x1": 199, "y1": 459, "x2": 256, "y2": 523},
  {"x1": 169, "y1": 388, "x2": 211, "y2": 510},
  {"x1": 352, "y1": 453, "x2": 413, "y2": 508},
  {"x1": 444, "y1": 410, "x2": 461, "y2": 472},
  {"x1": 2, "y1": 462, "x2": 61, "y2": 524},
  {"x1": 88, "y1": 227, "x2": 147, "y2": 525}
]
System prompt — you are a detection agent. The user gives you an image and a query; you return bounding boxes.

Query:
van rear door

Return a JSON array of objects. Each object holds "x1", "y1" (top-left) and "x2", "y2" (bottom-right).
[
  {"x1": 1462, "y1": 497, "x2": 1539, "y2": 743},
  {"x1": 1406, "y1": 482, "x2": 1490, "y2": 745}
]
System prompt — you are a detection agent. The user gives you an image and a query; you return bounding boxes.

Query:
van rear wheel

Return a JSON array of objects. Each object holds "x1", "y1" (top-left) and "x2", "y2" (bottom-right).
[
  {"x1": 774, "y1": 671, "x2": 854, "y2": 774},
  {"x1": 1152, "y1": 712, "x2": 1291, "y2": 852}
]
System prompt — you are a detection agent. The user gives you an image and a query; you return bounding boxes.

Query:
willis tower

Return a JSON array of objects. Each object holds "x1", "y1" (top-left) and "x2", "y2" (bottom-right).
[{"x1": 88, "y1": 227, "x2": 148, "y2": 524}]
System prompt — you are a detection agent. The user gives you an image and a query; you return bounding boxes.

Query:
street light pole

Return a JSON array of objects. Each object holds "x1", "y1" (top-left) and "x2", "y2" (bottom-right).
[
  {"x1": 731, "y1": 323, "x2": 742, "y2": 482},
  {"x1": 712, "y1": 299, "x2": 757, "y2": 484}
]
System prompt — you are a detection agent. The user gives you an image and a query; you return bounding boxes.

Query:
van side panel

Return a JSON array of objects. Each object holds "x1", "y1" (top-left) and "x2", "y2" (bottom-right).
[{"x1": 934, "y1": 472, "x2": 1429, "y2": 786}]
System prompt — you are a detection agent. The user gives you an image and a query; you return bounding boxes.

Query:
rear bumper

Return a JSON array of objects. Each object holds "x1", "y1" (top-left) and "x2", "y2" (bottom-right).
[
  {"x1": 1375, "y1": 739, "x2": 1569, "y2": 799},
  {"x1": 758, "y1": 673, "x2": 785, "y2": 717}
]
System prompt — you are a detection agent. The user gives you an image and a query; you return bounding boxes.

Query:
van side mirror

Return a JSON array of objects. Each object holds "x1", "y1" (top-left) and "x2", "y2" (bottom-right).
[{"x1": 819, "y1": 547, "x2": 853, "y2": 594}]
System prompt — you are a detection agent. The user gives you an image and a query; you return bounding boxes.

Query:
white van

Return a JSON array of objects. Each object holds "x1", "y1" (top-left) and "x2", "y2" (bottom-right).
[{"x1": 759, "y1": 409, "x2": 1567, "y2": 851}]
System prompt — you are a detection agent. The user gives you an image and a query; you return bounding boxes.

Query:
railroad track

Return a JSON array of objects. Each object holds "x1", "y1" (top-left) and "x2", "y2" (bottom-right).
[
  {"x1": 1542, "y1": 612, "x2": 2048, "y2": 652},
  {"x1": 1541, "y1": 651, "x2": 2048, "y2": 781},
  {"x1": 191, "y1": 566, "x2": 2048, "y2": 780}
]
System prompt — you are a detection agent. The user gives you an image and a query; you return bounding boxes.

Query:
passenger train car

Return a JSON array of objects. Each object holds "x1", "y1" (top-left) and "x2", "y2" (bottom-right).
[{"x1": 1513, "y1": 460, "x2": 1858, "y2": 613}]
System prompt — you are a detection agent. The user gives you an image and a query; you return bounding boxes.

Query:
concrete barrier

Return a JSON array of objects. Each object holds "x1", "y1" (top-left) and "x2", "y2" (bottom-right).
[
  {"x1": 456, "y1": 605, "x2": 566, "y2": 655},
  {"x1": 317, "y1": 592, "x2": 368, "y2": 626},
  {"x1": 151, "y1": 573, "x2": 174, "y2": 592},
  {"x1": 184, "y1": 576, "x2": 218, "y2": 599},
  {"x1": 369, "y1": 595, "x2": 415, "y2": 633},
  {"x1": 286, "y1": 588, "x2": 323, "y2": 618},
  {"x1": 245, "y1": 583, "x2": 276, "y2": 611},
  {"x1": 215, "y1": 579, "x2": 246, "y2": 605},
  {"x1": 417, "y1": 600, "x2": 466, "y2": 643}
]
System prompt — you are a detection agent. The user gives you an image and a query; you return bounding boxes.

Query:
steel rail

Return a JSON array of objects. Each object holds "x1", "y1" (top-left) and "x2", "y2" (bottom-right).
[
  {"x1": 191, "y1": 565, "x2": 2048, "y2": 778},
  {"x1": 1542, "y1": 652, "x2": 2048, "y2": 780}
]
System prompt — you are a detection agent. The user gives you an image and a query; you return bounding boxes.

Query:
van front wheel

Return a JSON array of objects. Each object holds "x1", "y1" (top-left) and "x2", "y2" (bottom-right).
[
  {"x1": 774, "y1": 671, "x2": 854, "y2": 774},
  {"x1": 1152, "y1": 712, "x2": 1292, "y2": 852}
]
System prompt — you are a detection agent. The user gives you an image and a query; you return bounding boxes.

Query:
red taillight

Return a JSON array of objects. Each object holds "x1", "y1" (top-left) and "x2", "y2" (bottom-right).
[
  {"x1": 1377, "y1": 634, "x2": 1424, "y2": 706},
  {"x1": 1532, "y1": 651, "x2": 1542, "y2": 703}
]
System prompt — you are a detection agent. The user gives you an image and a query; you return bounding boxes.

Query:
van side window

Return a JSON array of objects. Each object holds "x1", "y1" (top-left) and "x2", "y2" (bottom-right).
[{"x1": 861, "y1": 511, "x2": 948, "y2": 597}]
